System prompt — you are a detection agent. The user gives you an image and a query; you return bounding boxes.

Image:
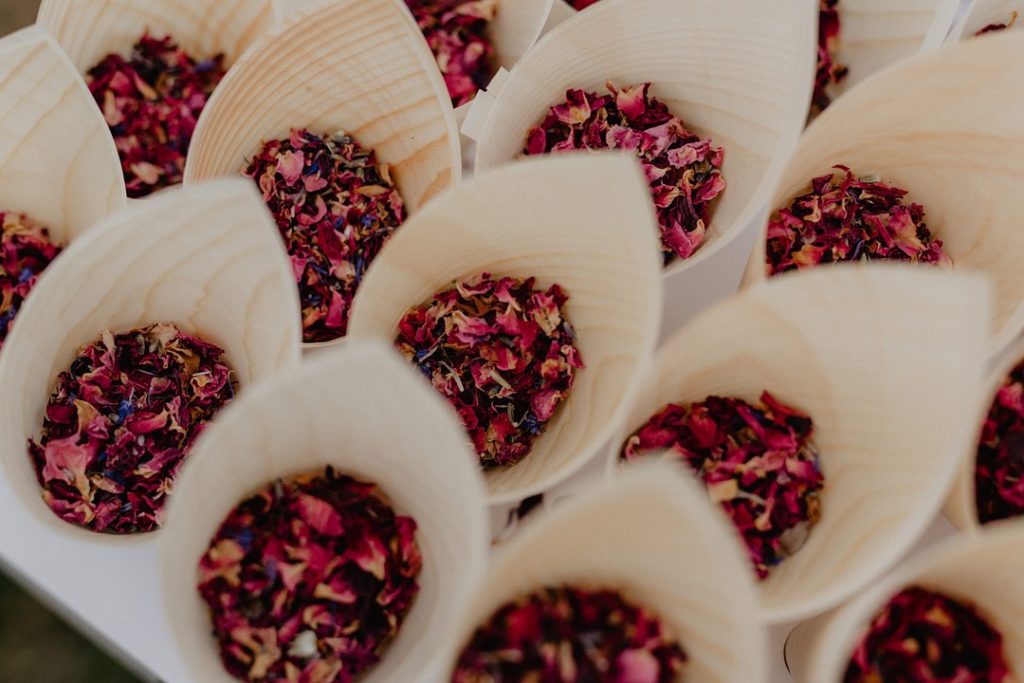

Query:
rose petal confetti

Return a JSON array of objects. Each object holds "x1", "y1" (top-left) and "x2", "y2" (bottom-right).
[
  {"x1": 977, "y1": 12, "x2": 1018, "y2": 35},
  {"x1": 452, "y1": 586, "x2": 687, "y2": 683},
  {"x1": 844, "y1": 587, "x2": 1013, "y2": 683},
  {"x1": 0, "y1": 212, "x2": 62, "y2": 352},
  {"x1": 198, "y1": 467, "x2": 421, "y2": 683},
  {"x1": 395, "y1": 273, "x2": 583, "y2": 469},
  {"x1": 28, "y1": 323, "x2": 235, "y2": 534},
  {"x1": 813, "y1": 0, "x2": 849, "y2": 116},
  {"x1": 765, "y1": 165, "x2": 951, "y2": 276},
  {"x1": 622, "y1": 392, "x2": 824, "y2": 580},
  {"x1": 569, "y1": 0, "x2": 601, "y2": 8},
  {"x1": 524, "y1": 82, "x2": 726, "y2": 265},
  {"x1": 976, "y1": 358, "x2": 1024, "y2": 524},
  {"x1": 243, "y1": 129, "x2": 406, "y2": 343},
  {"x1": 405, "y1": 0, "x2": 498, "y2": 107},
  {"x1": 86, "y1": 33, "x2": 225, "y2": 198}
]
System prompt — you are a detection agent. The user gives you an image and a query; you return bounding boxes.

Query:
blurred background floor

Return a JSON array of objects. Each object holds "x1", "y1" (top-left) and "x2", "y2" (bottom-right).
[{"x1": 0, "y1": 3, "x2": 144, "y2": 682}]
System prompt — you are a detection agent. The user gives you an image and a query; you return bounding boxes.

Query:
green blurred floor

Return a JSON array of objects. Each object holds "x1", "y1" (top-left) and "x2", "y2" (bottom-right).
[{"x1": 0, "y1": 6, "x2": 142, "y2": 683}]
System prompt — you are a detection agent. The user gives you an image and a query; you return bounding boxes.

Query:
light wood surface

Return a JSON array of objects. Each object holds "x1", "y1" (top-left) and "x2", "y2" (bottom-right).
[
  {"x1": 161, "y1": 341, "x2": 490, "y2": 683},
  {"x1": 184, "y1": 0, "x2": 461, "y2": 217},
  {"x1": 0, "y1": 178, "x2": 302, "y2": 538},
  {"x1": 438, "y1": 463, "x2": 767, "y2": 683},
  {"x1": 949, "y1": 0, "x2": 1024, "y2": 40},
  {"x1": 347, "y1": 153, "x2": 663, "y2": 505},
  {"x1": 471, "y1": 0, "x2": 818, "y2": 278},
  {"x1": 0, "y1": 26, "x2": 125, "y2": 240},
  {"x1": 607, "y1": 266, "x2": 992, "y2": 623},
  {"x1": 786, "y1": 520, "x2": 1024, "y2": 682},
  {"x1": 746, "y1": 32, "x2": 1024, "y2": 354},
  {"x1": 36, "y1": 0, "x2": 280, "y2": 72}
]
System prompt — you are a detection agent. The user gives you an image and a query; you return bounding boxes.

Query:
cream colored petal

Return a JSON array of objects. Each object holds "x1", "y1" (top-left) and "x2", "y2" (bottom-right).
[
  {"x1": 348, "y1": 153, "x2": 663, "y2": 504},
  {"x1": 0, "y1": 178, "x2": 302, "y2": 536},
  {"x1": 608, "y1": 265, "x2": 991, "y2": 622},
  {"x1": 160, "y1": 340, "x2": 490, "y2": 683}
]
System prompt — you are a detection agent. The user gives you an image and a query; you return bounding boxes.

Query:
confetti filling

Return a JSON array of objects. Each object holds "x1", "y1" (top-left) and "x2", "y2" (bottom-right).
[
  {"x1": 396, "y1": 273, "x2": 583, "y2": 470},
  {"x1": 452, "y1": 586, "x2": 687, "y2": 683},
  {"x1": 765, "y1": 166, "x2": 951, "y2": 276},
  {"x1": 198, "y1": 467, "x2": 421, "y2": 683},
  {"x1": 977, "y1": 12, "x2": 1018, "y2": 35},
  {"x1": 622, "y1": 392, "x2": 823, "y2": 580},
  {"x1": 28, "y1": 323, "x2": 235, "y2": 534},
  {"x1": 976, "y1": 358, "x2": 1024, "y2": 524},
  {"x1": 87, "y1": 33, "x2": 225, "y2": 198},
  {"x1": 0, "y1": 212, "x2": 61, "y2": 351},
  {"x1": 814, "y1": 0, "x2": 848, "y2": 116},
  {"x1": 244, "y1": 129, "x2": 406, "y2": 344},
  {"x1": 569, "y1": 0, "x2": 601, "y2": 8},
  {"x1": 844, "y1": 587, "x2": 1013, "y2": 683},
  {"x1": 405, "y1": 0, "x2": 498, "y2": 107},
  {"x1": 525, "y1": 82, "x2": 726, "y2": 265}
]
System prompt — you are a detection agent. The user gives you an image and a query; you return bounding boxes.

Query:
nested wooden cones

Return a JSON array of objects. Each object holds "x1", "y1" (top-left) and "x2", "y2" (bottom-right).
[
  {"x1": 161, "y1": 341, "x2": 490, "y2": 683},
  {"x1": 348, "y1": 153, "x2": 663, "y2": 504},
  {"x1": 607, "y1": 266, "x2": 991, "y2": 622},
  {"x1": 747, "y1": 32, "x2": 1024, "y2": 354}
]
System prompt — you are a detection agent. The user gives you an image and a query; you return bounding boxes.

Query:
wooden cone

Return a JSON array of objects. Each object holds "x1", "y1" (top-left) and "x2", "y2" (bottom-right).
[
  {"x1": 160, "y1": 341, "x2": 490, "y2": 683},
  {"x1": 607, "y1": 266, "x2": 992, "y2": 622},
  {"x1": 347, "y1": 153, "x2": 663, "y2": 504},
  {"x1": 949, "y1": 0, "x2": 1023, "y2": 41}
]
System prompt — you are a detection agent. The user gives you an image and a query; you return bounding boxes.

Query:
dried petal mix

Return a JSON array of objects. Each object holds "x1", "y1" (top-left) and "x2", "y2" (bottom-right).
[
  {"x1": 198, "y1": 467, "x2": 421, "y2": 683},
  {"x1": 0, "y1": 212, "x2": 61, "y2": 351},
  {"x1": 452, "y1": 586, "x2": 687, "y2": 683},
  {"x1": 844, "y1": 587, "x2": 1014, "y2": 683},
  {"x1": 525, "y1": 82, "x2": 725, "y2": 264},
  {"x1": 405, "y1": 0, "x2": 498, "y2": 107},
  {"x1": 814, "y1": 0, "x2": 848, "y2": 116},
  {"x1": 976, "y1": 358, "x2": 1024, "y2": 524},
  {"x1": 977, "y1": 12, "x2": 1018, "y2": 35},
  {"x1": 87, "y1": 33, "x2": 225, "y2": 198},
  {"x1": 765, "y1": 166, "x2": 951, "y2": 276},
  {"x1": 244, "y1": 129, "x2": 406, "y2": 343},
  {"x1": 28, "y1": 323, "x2": 235, "y2": 534},
  {"x1": 568, "y1": 0, "x2": 601, "y2": 8},
  {"x1": 395, "y1": 273, "x2": 583, "y2": 469},
  {"x1": 622, "y1": 392, "x2": 823, "y2": 579}
]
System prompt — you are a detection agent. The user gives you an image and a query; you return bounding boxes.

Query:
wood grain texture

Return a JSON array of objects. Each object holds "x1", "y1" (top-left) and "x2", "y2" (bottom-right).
[
  {"x1": 949, "y1": 0, "x2": 1024, "y2": 40},
  {"x1": 746, "y1": 32, "x2": 1024, "y2": 354},
  {"x1": 786, "y1": 521, "x2": 1024, "y2": 683},
  {"x1": 160, "y1": 341, "x2": 490, "y2": 683},
  {"x1": 0, "y1": 179, "x2": 302, "y2": 539},
  {"x1": 472, "y1": 0, "x2": 818, "y2": 277},
  {"x1": 184, "y1": 0, "x2": 461, "y2": 216},
  {"x1": 438, "y1": 463, "x2": 767, "y2": 683},
  {"x1": 36, "y1": 0, "x2": 279, "y2": 72},
  {"x1": 347, "y1": 154, "x2": 663, "y2": 504},
  {"x1": 606, "y1": 266, "x2": 992, "y2": 623},
  {"x1": 0, "y1": 26, "x2": 125, "y2": 241}
]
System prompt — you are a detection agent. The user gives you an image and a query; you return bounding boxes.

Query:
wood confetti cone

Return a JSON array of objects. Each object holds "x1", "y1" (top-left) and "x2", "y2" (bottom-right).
[
  {"x1": 607, "y1": 266, "x2": 992, "y2": 623},
  {"x1": 0, "y1": 178, "x2": 302, "y2": 539},
  {"x1": 439, "y1": 462, "x2": 768, "y2": 683},
  {"x1": 785, "y1": 520, "x2": 1024, "y2": 683},
  {"x1": 160, "y1": 341, "x2": 490, "y2": 683},
  {"x1": 747, "y1": 32, "x2": 1024, "y2": 355},
  {"x1": 347, "y1": 153, "x2": 663, "y2": 505}
]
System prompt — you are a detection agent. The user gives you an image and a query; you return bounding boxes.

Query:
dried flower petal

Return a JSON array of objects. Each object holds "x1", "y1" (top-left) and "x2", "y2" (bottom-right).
[
  {"x1": 622, "y1": 392, "x2": 824, "y2": 579},
  {"x1": 198, "y1": 467, "x2": 421, "y2": 683},
  {"x1": 813, "y1": 0, "x2": 849, "y2": 116},
  {"x1": 977, "y1": 12, "x2": 1018, "y2": 35},
  {"x1": 86, "y1": 34, "x2": 225, "y2": 198},
  {"x1": 524, "y1": 82, "x2": 725, "y2": 265},
  {"x1": 243, "y1": 129, "x2": 406, "y2": 343},
  {"x1": 28, "y1": 323, "x2": 235, "y2": 534},
  {"x1": 405, "y1": 0, "x2": 498, "y2": 107},
  {"x1": 0, "y1": 212, "x2": 62, "y2": 351},
  {"x1": 452, "y1": 586, "x2": 687, "y2": 682},
  {"x1": 976, "y1": 358, "x2": 1024, "y2": 524},
  {"x1": 844, "y1": 587, "x2": 1013, "y2": 683},
  {"x1": 765, "y1": 165, "x2": 951, "y2": 276},
  {"x1": 395, "y1": 273, "x2": 583, "y2": 469},
  {"x1": 568, "y1": 0, "x2": 601, "y2": 8}
]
